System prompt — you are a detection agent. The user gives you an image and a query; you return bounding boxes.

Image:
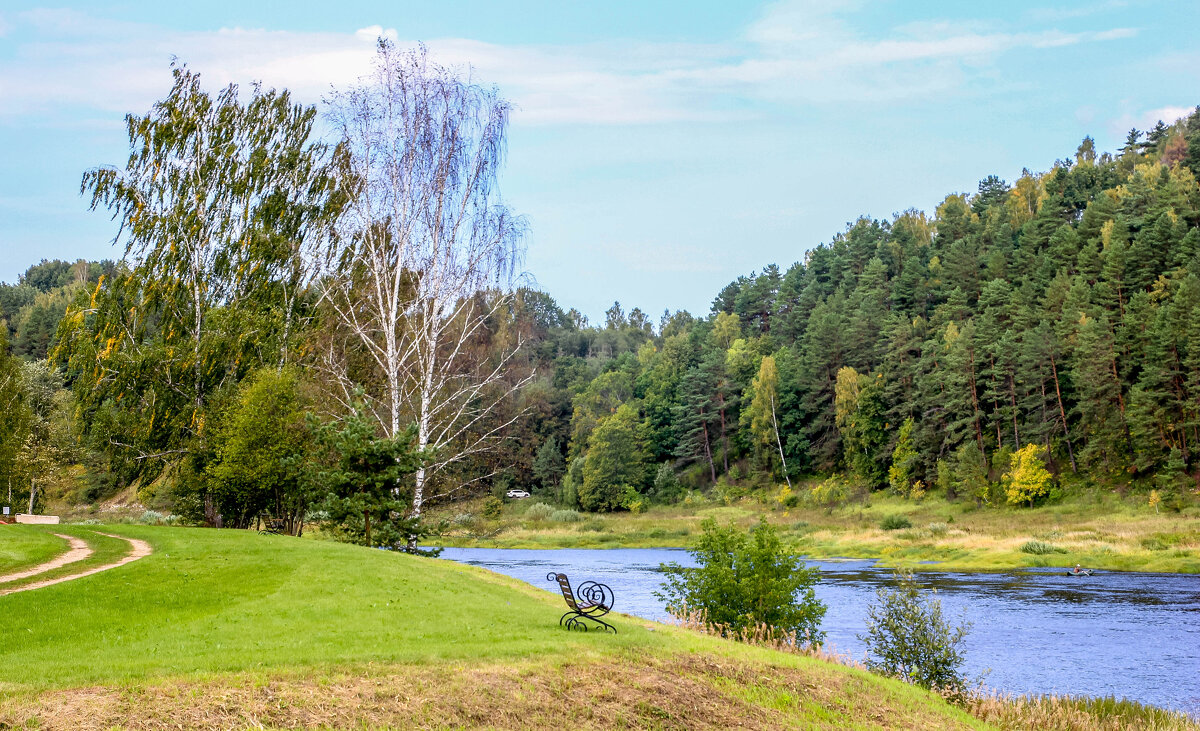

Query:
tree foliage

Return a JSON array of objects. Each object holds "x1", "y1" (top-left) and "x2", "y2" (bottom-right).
[
  {"x1": 1003, "y1": 444, "x2": 1055, "y2": 507},
  {"x1": 859, "y1": 570, "x2": 972, "y2": 699},
  {"x1": 657, "y1": 518, "x2": 826, "y2": 644}
]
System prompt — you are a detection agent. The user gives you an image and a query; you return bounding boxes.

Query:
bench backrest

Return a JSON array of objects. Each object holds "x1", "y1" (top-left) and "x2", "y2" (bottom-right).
[{"x1": 551, "y1": 572, "x2": 579, "y2": 611}]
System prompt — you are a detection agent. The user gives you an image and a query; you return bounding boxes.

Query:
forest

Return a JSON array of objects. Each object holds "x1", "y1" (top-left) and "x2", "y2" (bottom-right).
[{"x1": 1, "y1": 46, "x2": 1199, "y2": 544}]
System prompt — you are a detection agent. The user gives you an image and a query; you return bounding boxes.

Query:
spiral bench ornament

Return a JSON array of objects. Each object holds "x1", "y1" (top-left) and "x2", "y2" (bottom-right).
[{"x1": 547, "y1": 571, "x2": 617, "y2": 633}]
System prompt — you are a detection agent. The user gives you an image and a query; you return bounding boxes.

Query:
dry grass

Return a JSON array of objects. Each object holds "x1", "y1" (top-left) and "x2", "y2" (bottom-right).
[
  {"x1": 967, "y1": 692, "x2": 1200, "y2": 731},
  {"x1": 667, "y1": 605, "x2": 862, "y2": 670},
  {"x1": 433, "y1": 490, "x2": 1200, "y2": 573},
  {"x1": 0, "y1": 652, "x2": 982, "y2": 730}
]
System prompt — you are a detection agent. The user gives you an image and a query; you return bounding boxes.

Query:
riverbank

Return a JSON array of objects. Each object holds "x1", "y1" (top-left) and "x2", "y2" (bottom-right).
[
  {"x1": 431, "y1": 489, "x2": 1200, "y2": 573},
  {"x1": 0, "y1": 524, "x2": 985, "y2": 730}
]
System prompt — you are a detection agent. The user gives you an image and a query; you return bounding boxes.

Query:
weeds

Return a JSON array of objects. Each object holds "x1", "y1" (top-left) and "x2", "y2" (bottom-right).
[{"x1": 1020, "y1": 539, "x2": 1067, "y2": 555}]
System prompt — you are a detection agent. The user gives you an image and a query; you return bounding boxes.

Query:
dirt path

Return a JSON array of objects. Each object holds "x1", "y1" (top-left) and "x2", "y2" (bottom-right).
[
  {"x1": 0, "y1": 534, "x2": 92, "y2": 585},
  {"x1": 0, "y1": 533, "x2": 152, "y2": 597}
]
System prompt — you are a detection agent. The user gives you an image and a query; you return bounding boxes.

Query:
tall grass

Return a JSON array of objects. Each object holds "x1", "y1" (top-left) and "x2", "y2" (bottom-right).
[
  {"x1": 667, "y1": 604, "x2": 1197, "y2": 730},
  {"x1": 967, "y1": 692, "x2": 1199, "y2": 731}
]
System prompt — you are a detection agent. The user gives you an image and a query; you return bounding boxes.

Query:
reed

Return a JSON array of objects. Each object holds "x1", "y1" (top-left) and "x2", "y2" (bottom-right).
[{"x1": 967, "y1": 692, "x2": 1199, "y2": 731}]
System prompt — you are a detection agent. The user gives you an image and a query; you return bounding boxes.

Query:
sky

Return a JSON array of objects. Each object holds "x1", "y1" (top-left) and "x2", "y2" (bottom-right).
[{"x1": 1, "y1": 1, "x2": 1198, "y2": 322}]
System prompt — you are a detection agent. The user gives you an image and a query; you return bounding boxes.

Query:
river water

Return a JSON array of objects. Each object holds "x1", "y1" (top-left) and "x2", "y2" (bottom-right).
[{"x1": 439, "y1": 547, "x2": 1200, "y2": 714}]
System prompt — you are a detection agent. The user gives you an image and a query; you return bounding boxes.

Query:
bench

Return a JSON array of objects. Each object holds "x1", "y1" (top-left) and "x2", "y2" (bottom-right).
[
  {"x1": 547, "y1": 572, "x2": 616, "y2": 633},
  {"x1": 259, "y1": 518, "x2": 287, "y2": 535}
]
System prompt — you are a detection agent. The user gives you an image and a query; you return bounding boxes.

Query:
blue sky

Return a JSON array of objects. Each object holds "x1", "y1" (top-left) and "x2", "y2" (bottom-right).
[{"x1": 1, "y1": 1, "x2": 1198, "y2": 321}]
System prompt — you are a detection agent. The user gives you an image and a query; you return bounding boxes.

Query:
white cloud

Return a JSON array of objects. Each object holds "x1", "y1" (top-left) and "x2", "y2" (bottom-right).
[
  {"x1": 0, "y1": 3, "x2": 1140, "y2": 127},
  {"x1": 1026, "y1": 1, "x2": 1129, "y2": 23},
  {"x1": 1109, "y1": 104, "x2": 1194, "y2": 136}
]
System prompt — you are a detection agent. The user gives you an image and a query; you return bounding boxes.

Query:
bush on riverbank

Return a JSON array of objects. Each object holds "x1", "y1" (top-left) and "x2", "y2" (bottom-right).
[
  {"x1": 859, "y1": 570, "x2": 973, "y2": 701},
  {"x1": 657, "y1": 518, "x2": 826, "y2": 644},
  {"x1": 1020, "y1": 539, "x2": 1067, "y2": 555}
]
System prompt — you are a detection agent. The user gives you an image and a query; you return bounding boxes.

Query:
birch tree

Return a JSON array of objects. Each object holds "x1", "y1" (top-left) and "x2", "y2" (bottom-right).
[{"x1": 321, "y1": 42, "x2": 527, "y2": 549}]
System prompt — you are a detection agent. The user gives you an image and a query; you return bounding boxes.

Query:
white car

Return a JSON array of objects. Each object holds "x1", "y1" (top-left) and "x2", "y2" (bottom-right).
[{"x1": 505, "y1": 489, "x2": 531, "y2": 499}]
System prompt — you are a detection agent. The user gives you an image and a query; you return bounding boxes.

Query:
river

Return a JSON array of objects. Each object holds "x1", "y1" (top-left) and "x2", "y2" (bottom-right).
[{"x1": 440, "y1": 547, "x2": 1200, "y2": 715}]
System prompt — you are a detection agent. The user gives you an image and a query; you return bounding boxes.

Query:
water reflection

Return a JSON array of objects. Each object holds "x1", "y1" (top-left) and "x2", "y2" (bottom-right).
[{"x1": 439, "y1": 547, "x2": 1200, "y2": 715}]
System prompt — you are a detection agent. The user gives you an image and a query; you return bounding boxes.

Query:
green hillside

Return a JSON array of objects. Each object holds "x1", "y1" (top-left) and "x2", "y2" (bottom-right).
[{"x1": 0, "y1": 525, "x2": 987, "y2": 729}]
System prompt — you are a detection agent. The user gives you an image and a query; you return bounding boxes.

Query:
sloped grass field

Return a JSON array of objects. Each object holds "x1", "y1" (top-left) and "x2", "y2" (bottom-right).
[
  {"x1": 0, "y1": 527, "x2": 68, "y2": 576},
  {"x1": 0, "y1": 525, "x2": 990, "y2": 730}
]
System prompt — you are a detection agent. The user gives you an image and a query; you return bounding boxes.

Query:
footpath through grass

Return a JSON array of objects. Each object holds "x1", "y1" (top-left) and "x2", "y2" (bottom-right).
[
  {"x1": 434, "y1": 489, "x2": 1200, "y2": 573},
  {"x1": 0, "y1": 527, "x2": 130, "y2": 592},
  {"x1": 0, "y1": 524, "x2": 989, "y2": 730},
  {"x1": 0, "y1": 527, "x2": 68, "y2": 576}
]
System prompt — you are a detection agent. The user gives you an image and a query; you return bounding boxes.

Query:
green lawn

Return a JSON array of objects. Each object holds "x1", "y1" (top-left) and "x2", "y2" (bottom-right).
[
  {"x1": 0, "y1": 525, "x2": 989, "y2": 730},
  {"x1": 0, "y1": 527, "x2": 67, "y2": 576}
]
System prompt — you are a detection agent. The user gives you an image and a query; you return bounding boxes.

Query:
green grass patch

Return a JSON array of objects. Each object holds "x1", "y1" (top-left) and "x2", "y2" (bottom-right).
[
  {"x1": 0, "y1": 527, "x2": 67, "y2": 575},
  {"x1": 0, "y1": 525, "x2": 992, "y2": 730},
  {"x1": 1019, "y1": 540, "x2": 1067, "y2": 555},
  {"x1": 880, "y1": 514, "x2": 913, "y2": 531}
]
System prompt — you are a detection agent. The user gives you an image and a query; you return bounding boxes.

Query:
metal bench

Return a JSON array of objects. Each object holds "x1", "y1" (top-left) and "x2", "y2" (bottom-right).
[{"x1": 547, "y1": 572, "x2": 616, "y2": 633}]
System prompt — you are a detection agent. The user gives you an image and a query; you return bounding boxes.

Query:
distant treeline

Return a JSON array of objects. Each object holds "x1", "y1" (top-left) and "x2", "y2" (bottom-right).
[{"x1": 3, "y1": 108, "x2": 1200, "y2": 521}]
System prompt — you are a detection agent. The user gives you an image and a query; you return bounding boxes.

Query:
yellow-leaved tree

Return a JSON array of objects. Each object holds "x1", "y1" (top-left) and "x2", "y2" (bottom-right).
[{"x1": 1003, "y1": 444, "x2": 1054, "y2": 507}]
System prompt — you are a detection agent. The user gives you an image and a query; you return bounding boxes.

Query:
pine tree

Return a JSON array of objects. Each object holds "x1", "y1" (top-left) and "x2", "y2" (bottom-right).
[
  {"x1": 532, "y1": 437, "x2": 566, "y2": 495},
  {"x1": 1071, "y1": 312, "x2": 1130, "y2": 470}
]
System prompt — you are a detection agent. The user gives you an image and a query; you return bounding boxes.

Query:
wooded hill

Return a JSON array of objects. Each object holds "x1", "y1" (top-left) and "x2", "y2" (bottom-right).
[
  {"x1": 493, "y1": 116, "x2": 1200, "y2": 512},
  {"x1": 3, "y1": 104, "x2": 1200, "y2": 525}
]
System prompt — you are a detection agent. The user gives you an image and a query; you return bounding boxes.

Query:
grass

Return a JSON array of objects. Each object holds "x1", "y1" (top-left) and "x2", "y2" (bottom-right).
[
  {"x1": 1, "y1": 525, "x2": 1193, "y2": 730},
  {"x1": 0, "y1": 527, "x2": 131, "y2": 591},
  {"x1": 0, "y1": 524, "x2": 992, "y2": 730},
  {"x1": 432, "y1": 488, "x2": 1200, "y2": 573},
  {"x1": 0, "y1": 527, "x2": 68, "y2": 575},
  {"x1": 968, "y1": 693, "x2": 1200, "y2": 731}
]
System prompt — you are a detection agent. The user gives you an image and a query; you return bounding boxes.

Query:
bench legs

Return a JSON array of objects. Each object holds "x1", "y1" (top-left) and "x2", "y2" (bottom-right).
[{"x1": 559, "y1": 610, "x2": 617, "y2": 634}]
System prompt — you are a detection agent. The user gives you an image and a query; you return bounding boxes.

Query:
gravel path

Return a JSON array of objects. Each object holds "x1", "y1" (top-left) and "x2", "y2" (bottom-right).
[{"x1": 0, "y1": 533, "x2": 152, "y2": 597}]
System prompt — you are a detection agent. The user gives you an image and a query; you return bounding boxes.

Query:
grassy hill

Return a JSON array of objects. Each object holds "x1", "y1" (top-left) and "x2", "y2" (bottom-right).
[{"x1": 0, "y1": 524, "x2": 988, "y2": 729}]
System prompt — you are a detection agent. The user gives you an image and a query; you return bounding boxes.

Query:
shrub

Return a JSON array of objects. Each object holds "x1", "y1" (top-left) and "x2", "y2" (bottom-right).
[
  {"x1": 524, "y1": 502, "x2": 555, "y2": 521},
  {"x1": 880, "y1": 514, "x2": 912, "y2": 531},
  {"x1": 1003, "y1": 444, "x2": 1054, "y2": 507},
  {"x1": 139, "y1": 510, "x2": 166, "y2": 525},
  {"x1": 657, "y1": 518, "x2": 825, "y2": 645},
  {"x1": 1139, "y1": 536, "x2": 1169, "y2": 551},
  {"x1": 713, "y1": 478, "x2": 746, "y2": 506},
  {"x1": 550, "y1": 509, "x2": 583, "y2": 523},
  {"x1": 651, "y1": 463, "x2": 682, "y2": 504},
  {"x1": 1019, "y1": 539, "x2": 1066, "y2": 555},
  {"x1": 450, "y1": 512, "x2": 477, "y2": 527},
  {"x1": 809, "y1": 474, "x2": 848, "y2": 509},
  {"x1": 481, "y1": 496, "x2": 503, "y2": 519},
  {"x1": 859, "y1": 570, "x2": 972, "y2": 700},
  {"x1": 927, "y1": 522, "x2": 948, "y2": 537}
]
